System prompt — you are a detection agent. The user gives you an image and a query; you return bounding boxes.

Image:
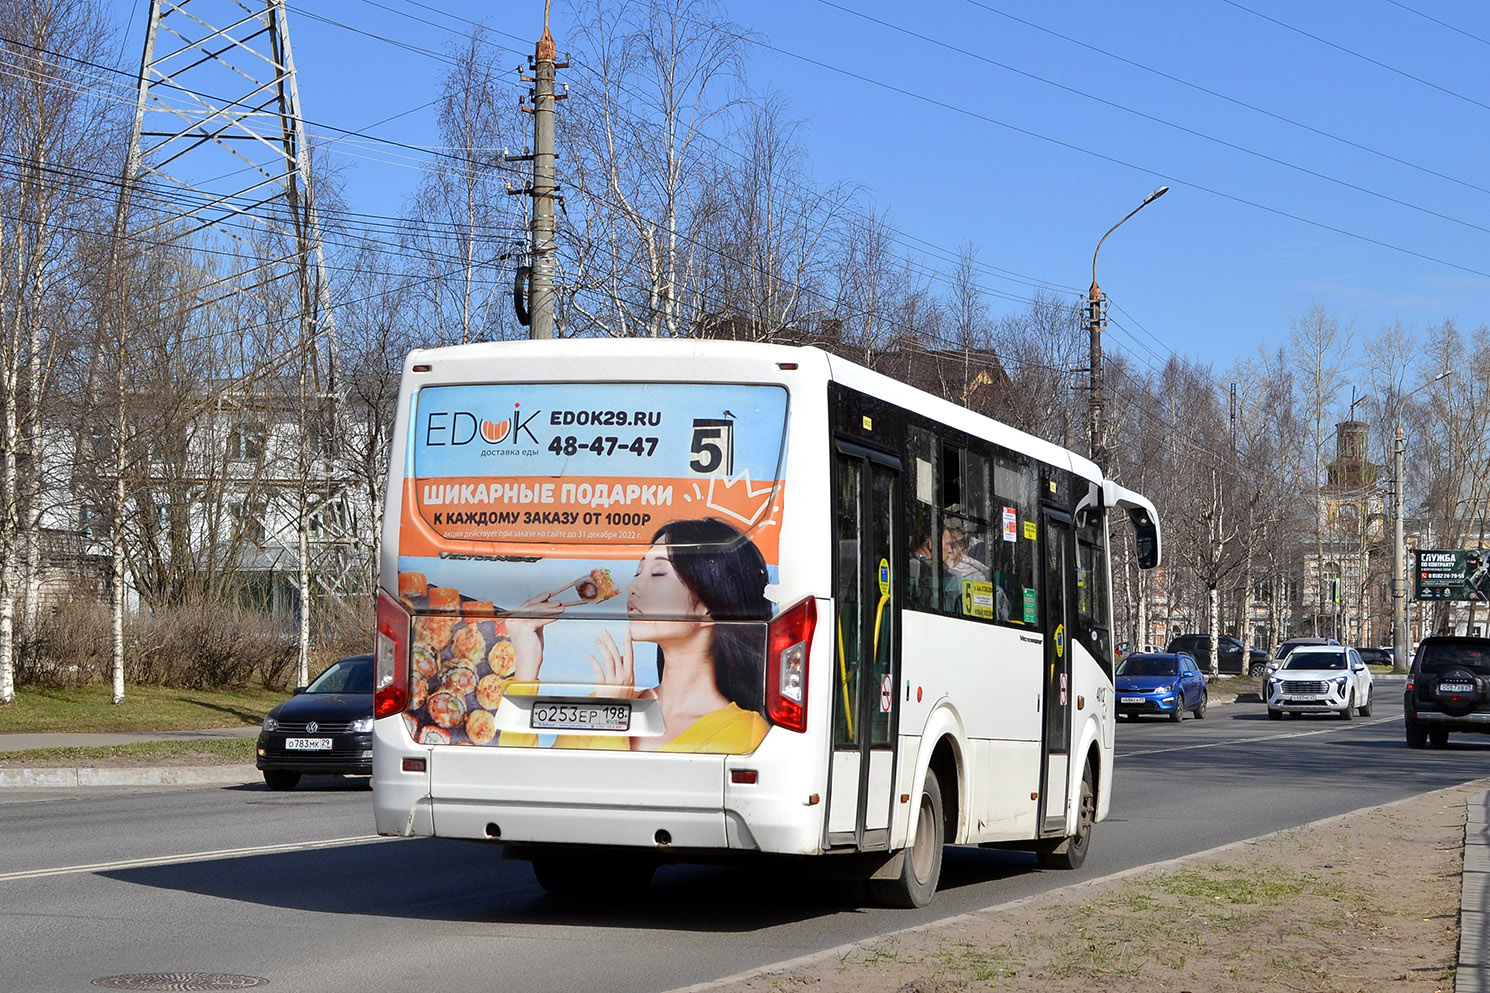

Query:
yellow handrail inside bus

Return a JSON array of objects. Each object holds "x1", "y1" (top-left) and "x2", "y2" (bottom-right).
[
  {"x1": 871, "y1": 591, "x2": 890, "y2": 659},
  {"x1": 836, "y1": 611, "x2": 854, "y2": 739}
]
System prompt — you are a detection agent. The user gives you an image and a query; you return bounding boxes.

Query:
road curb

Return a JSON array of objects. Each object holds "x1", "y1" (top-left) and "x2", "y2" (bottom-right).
[
  {"x1": 1460, "y1": 791, "x2": 1490, "y2": 993},
  {"x1": 0, "y1": 764, "x2": 259, "y2": 788}
]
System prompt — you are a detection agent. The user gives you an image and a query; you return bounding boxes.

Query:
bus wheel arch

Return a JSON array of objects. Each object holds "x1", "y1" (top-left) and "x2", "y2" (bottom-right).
[
  {"x1": 1037, "y1": 748, "x2": 1098, "y2": 870},
  {"x1": 925, "y1": 735, "x2": 960, "y2": 845},
  {"x1": 867, "y1": 734, "x2": 960, "y2": 908}
]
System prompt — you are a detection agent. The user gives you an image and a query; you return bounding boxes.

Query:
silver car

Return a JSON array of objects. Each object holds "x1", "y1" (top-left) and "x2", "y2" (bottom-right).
[{"x1": 1265, "y1": 645, "x2": 1374, "y2": 720}]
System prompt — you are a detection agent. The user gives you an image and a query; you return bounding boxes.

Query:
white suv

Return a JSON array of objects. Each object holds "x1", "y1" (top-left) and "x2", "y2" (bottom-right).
[{"x1": 1265, "y1": 645, "x2": 1374, "y2": 720}]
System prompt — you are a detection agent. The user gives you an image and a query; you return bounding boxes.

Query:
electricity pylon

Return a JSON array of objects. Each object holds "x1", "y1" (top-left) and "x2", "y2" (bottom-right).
[{"x1": 116, "y1": 0, "x2": 358, "y2": 682}]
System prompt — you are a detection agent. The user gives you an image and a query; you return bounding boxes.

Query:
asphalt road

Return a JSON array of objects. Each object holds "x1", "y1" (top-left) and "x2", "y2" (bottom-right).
[{"x1": 3, "y1": 680, "x2": 1487, "y2": 993}]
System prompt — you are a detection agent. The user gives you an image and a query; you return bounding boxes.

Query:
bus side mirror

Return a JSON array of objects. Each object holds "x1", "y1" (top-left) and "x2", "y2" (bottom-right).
[{"x1": 1129, "y1": 508, "x2": 1160, "y2": 569}]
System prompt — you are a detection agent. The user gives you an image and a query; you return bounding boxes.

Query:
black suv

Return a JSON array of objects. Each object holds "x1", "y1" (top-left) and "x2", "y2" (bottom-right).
[
  {"x1": 1404, "y1": 636, "x2": 1490, "y2": 748},
  {"x1": 1165, "y1": 634, "x2": 1271, "y2": 676}
]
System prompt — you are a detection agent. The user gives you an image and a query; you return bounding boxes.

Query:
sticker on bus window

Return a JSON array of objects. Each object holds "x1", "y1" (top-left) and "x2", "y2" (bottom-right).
[
  {"x1": 1023, "y1": 520, "x2": 1037, "y2": 541},
  {"x1": 1002, "y1": 507, "x2": 1017, "y2": 542},
  {"x1": 1023, "y1": 588, "x2": 1037, "y2": 624},
  {"x1": 962, "y1": 579, "x2": 994, "y2": 619}
]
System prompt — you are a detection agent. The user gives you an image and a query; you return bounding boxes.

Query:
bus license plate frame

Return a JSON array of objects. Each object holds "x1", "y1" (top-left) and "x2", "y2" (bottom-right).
[{"x1": 530, "y1": 701, "x2": 632, "y2": 733}]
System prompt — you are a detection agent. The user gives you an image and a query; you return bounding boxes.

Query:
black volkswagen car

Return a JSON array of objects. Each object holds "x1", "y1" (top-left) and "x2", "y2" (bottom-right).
[{"x1": 256, "y1": 654, "x2": 375, "y2": 790}]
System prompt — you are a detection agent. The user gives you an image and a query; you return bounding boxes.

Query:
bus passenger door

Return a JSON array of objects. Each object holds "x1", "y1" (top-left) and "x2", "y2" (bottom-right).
[
  {"x1": 1039, "y1": 510, "x2": 1074, "y2": 835},
  {"x1": 826, "y1": 443, "x2": 900, "y2": 851}
]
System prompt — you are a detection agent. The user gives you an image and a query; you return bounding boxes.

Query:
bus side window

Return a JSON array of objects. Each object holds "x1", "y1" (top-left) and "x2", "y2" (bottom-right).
[
  {"x1": 1075, "y1": 509, "x2": 1111, "y2": 666},
  {"x1": 906, "y1": 429, "x2": 939, "y2": 611},
  {"x1": 940, "y1": 442, "x2": 992, "y2": 617},
  {"x1": 993, "y1": 450, "x2": 1038, "y2": 626}
]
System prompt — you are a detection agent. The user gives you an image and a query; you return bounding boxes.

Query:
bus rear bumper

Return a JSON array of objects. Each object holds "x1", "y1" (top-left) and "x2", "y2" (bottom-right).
[{"x1": 371, "y1": 724, "x2": 823, "y2": 854}]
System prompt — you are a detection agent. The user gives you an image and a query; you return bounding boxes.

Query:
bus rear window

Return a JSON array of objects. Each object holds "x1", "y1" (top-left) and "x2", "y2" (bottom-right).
[{"x1": 404, "y1": 382, "x2": 788, "y2": 553}]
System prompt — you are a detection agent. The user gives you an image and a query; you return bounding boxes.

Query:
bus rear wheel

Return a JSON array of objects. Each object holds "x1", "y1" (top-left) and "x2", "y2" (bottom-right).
[
  {"x1": 870, "y1": 772, "x2": 944, "y2": 909},
  {"x1": 1037, "y1": 764, "x2": 1094, "y2": 871}
]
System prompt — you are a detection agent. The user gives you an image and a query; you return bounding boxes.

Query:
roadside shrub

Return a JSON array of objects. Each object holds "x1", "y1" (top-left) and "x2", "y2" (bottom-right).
[
  {"x1": 12, "y1": 599, "x2": 111, "y2": 688},
  {"x1": 12, "y1": 593, "x2": 367, "y2": 691},
  {"x1": 135, "y1": 600, "x2": 297, "y2": 690}
]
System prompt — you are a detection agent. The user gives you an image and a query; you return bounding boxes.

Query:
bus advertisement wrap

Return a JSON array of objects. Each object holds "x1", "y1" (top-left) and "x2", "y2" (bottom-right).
[{"x1": 393, "y1": 381, "x2": 789, "y2": 754}]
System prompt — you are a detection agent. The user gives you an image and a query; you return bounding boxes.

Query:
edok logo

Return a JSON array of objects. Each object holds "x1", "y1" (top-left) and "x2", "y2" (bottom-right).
[{"x1": 423, "y1": 403, "x2": 542, "y2": 447}]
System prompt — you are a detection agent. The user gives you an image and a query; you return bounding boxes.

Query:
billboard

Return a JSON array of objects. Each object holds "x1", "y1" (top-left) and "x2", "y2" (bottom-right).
[{"x1": 1415, "y1": 549, "x2": 1490, "y2": 602}]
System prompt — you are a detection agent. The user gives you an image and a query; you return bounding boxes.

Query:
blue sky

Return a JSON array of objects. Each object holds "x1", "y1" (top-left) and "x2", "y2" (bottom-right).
[{"x1": 109, "y1": 0, "x2": 1490, "y2": 376}]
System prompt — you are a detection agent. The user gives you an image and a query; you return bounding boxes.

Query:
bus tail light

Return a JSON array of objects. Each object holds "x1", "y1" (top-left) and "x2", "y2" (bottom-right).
[
  {"x1": 375, "y1": 588, "x2": 411, "y2": 719},
  {"x1": 766, "y1": 597, "x2": 816, "y2": 732}
]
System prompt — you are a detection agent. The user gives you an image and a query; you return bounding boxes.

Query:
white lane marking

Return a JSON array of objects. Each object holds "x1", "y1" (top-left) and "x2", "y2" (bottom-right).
[
  {"x1": 0, "y1": 834, "x2": 394, "y2": 882},
  {"x1": 1119, "y1": 715, "x2": 1398, "y2": 757}
]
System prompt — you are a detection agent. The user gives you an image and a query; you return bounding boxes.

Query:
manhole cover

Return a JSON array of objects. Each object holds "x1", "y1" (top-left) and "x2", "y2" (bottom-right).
[{"x1": 93, "y1": 975, "x2": 268, "y2": 991}]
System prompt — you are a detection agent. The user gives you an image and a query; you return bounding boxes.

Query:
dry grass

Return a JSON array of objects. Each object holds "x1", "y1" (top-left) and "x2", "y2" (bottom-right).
[{"x1": 711, "y1": 783, "x2": 1476, "y2": 993}]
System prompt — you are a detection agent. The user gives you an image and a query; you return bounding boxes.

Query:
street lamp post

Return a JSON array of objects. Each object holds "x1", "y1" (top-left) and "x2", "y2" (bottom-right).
[
  {"x1": 1087, "y1": 185, "x2": 1168, "y2": 468},
  {"x1": 1392, "y1": 369, "x2": 1452, "y2": 673}
]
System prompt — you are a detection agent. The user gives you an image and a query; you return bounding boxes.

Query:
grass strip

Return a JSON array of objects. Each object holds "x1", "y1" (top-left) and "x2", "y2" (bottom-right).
[
  {"x1": 0, "y1": 684, "x2": 284, "y2": 734},
  {"x1": 0, "y1": 737, "x2": 258, "y2": 768}
]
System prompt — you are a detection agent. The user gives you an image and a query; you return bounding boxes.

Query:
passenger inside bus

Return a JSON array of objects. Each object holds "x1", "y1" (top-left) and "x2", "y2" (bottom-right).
[
  {"x1": 908, "y1": 530, "x2": 937, "y2": 610},
  {"x1": 940, "y1": 514, "x2": 988, "y2": 612}
]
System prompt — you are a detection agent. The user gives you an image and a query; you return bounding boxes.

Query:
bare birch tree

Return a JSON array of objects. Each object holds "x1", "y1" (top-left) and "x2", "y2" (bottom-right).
[
  {"x1": 405, "y1": 26, "x2": 527, "y2": 346},
  {"x1": 0, "y1": 0, "x2": 119, "y2": 703},
  {"x1": 335, "y1": 237, "x2": 420, "y2": 590},
  {"x1": 1415, "y1": 322, "x2": 1490, "y2": 634},
  {"x1": 987, "y1": 291, "x2": 1086, "y2": 447},
  {"x1": 1288, "y1": 304, "x2": 1355, "y2": 635},
  {"x1": 562, "y1": 0, "x2": 748, "y2": 337},
  {"x1": 692, "y1": 96, "x2": 854, "y2": 340}
]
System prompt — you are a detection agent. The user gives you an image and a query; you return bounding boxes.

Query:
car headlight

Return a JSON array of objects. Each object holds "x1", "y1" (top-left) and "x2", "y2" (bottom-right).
[
  {"x1": 1332, "y1": 676, "x2": 1348, "y2": 689},
  {"x1": 262, "y1": 716, "x2": 279, "y2": 732},
  {"x1": 351, "y1": 717, "x2": 375, "y2": 733},
  {"x1": 1155, "y1": 684, "x2": 1172, "y2": 694}
]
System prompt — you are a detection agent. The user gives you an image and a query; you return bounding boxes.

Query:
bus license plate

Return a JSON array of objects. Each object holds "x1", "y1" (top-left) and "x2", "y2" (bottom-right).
[
  {"x1": 531, "y1": 702, "x2": 631, "y2": 732},
  {"x1": 286, "y1": 737, "x2": 331, "y2": 750}
]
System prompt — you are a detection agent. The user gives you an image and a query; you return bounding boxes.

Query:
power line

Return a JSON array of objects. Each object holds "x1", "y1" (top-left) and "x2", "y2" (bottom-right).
[
  {"x1": 958, "y1": 0, "x2": 1490, "y2": 201},
  {"x1": 815, "y1": 0, "x2": 1490, "y2": 240},
  {"x1": 1220, "y1": 0, "x2": 1490, "y2": 115}
]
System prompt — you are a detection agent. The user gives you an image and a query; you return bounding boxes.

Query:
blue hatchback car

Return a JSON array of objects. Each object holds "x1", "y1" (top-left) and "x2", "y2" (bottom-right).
[{"x1": 1115, "y1": 652, "x2": 1208, "y2": 721}]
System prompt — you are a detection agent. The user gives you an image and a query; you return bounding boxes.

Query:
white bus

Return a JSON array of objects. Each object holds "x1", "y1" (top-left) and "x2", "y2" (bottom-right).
[{"x1": 371, "y1": 338, "x2": 1160, "y2": 907}]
